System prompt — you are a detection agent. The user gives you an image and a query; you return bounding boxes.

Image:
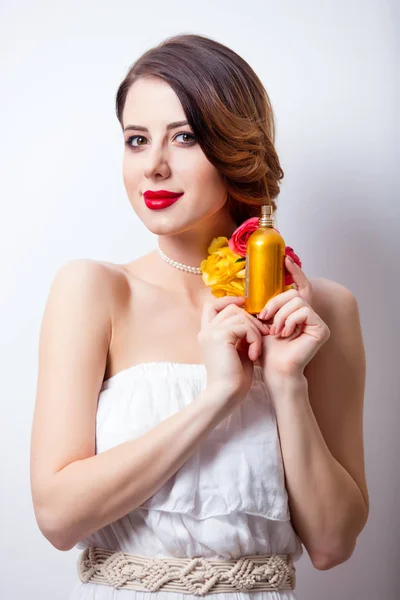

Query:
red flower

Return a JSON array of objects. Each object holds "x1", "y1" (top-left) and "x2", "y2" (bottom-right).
[
  {"x1": 228, "y1": 216, "x2": 302, "y2": 286},
  {"x1": 228, "y1": 217, "x2": 259, "y2": 256}
]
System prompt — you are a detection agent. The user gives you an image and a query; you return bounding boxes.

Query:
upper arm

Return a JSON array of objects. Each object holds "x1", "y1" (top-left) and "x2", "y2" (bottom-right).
[
  {"x1": 30, "y1": 259, "x2": 113, "y2": 533},
  {"x1": 304, "y1": 279, "x2": 369, "y2": 515}
]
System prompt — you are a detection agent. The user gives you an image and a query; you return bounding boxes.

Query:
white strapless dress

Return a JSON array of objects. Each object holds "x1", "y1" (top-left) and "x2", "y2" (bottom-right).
[{"x1": 68, "y1": 361, "x2": 303, "y2": 599}]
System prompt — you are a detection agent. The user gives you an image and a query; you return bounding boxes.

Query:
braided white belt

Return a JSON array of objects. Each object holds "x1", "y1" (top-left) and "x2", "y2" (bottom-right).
[{"x1": 77, "y1": 546, "x2": 296, "y2": 595}]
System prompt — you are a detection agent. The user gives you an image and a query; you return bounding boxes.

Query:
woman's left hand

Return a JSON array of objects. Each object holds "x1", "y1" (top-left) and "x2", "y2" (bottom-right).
[{"x1": 257, "y1": 256, "x2": 331, "y2": 382}]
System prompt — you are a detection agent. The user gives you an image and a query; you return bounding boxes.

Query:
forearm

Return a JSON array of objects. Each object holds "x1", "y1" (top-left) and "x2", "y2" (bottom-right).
[
  {"x1": 41, "y1": 384, "x2": 233, "y2": 551},
  {"x1": 267, "y1": 375, "x2": 368, "y2": 568}
]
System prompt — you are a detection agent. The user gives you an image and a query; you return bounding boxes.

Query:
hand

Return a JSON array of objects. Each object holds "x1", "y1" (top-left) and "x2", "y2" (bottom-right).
[
  {"x1": 198, "y1": 295, "x2": 269, "y2": 403},
  {"x1": 257, "y1": 256, "x2": 331, "y2": 384}
]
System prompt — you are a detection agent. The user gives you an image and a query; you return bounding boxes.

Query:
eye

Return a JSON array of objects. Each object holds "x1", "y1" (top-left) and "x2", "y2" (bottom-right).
[
  {"x1": 125, "y1": 135, "x2": 147, "y2": 148},
  {"x1": 124, "y1": 131, "x2": 196, "y2": 149},
  {"x1": 174, "y1": 132, "x2": 196, "y2": 144}
]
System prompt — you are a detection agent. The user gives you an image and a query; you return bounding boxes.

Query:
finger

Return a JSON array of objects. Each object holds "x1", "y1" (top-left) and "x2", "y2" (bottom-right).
[
  {"x1": 221, "y1": 314, "x2": 265, "y2": 358},
  {"x1": 258, "y1": 288, "x2": 299, "y2": 321},
  {"x1": 280, "y1": 307, "x2": 309, "y2": 337},
  {"x1": 269, "y1": 296, "x2": 305, "y2": 335},
  {"x1": 280, "y1": 306, "x2": 312, "y2": 337},
  {"x1": 201, "y1": 295, "x2": 245, "y2": 327},
  {"x1": 225, "y1": 321, "x2": 261, "y2": 361},
  {"x1": 212, "y1": 303, "x2": 269, "y2": 336},
  {"x1": 243, "y1": 320, "x2": 262, "y2": 360},
  {"x1": 282, "y1": 323, "x2": 303, "y2": 340},
  {"x1": 249, "y1": 313, "x2": 270, "y2": 335},
  {"x1": 284, "y1": 256, "x2": 312, "y2": 305}
]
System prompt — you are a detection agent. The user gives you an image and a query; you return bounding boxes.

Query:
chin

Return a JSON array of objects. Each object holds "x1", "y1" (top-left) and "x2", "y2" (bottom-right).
[
  {"x1": 141, "y1": 217, "x2": 189, "y2": 236},
  {"x1": 144, "y1": 214, "x2": 199, "y2": 235}
]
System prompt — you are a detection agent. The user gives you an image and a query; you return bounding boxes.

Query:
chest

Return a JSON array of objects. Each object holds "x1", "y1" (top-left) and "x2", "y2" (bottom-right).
[{"x1": 105, "y1": 276, "x2": 209, "y2": 380}]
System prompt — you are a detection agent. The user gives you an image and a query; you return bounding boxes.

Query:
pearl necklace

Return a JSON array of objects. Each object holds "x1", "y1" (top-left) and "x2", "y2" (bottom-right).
[{"x1": 156, "y1": 242, "x2": 203, "y2": 275}]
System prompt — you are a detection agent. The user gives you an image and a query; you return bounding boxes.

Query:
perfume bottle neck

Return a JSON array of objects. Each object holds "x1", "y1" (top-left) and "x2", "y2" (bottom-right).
[{"x1": 259, "y1": 216, "x2": 274, "y2": 227}]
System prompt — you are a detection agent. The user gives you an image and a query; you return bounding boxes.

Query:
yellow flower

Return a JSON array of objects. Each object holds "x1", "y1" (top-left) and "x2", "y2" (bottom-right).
[
  {"x1": 209, "y1": 279, "x2": 245, "y2": 298},
  {"x1": 207, "y1": 236, "x2": 230, "y2": 254},
  {"x1": 200, "y1": 237, "x2": 246, "y2": 298}
]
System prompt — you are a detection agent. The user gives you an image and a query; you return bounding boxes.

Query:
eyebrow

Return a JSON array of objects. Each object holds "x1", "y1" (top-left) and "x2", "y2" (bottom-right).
[{"x1": 123, "y1": 120, "x2": 189, "y2": 133}]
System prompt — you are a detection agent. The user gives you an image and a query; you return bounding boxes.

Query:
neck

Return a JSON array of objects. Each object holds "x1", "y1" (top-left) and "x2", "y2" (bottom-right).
[
  {"x1": 152, "y1": 212, "x2": 238, "y2": 301},
  {"x1": 158, "y1": 216, "x2": 238, "y2": 269}
]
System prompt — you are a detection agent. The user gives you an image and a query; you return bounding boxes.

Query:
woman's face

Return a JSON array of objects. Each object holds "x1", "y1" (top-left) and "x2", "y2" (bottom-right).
[{"x1": 121, "y1": 76, "x2": 229, "y2": 236}]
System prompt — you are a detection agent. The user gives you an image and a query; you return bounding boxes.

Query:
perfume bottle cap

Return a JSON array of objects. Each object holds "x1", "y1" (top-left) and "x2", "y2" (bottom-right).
[{"x1": 261, "y1": 204, "x2": 272, "y2": 217}]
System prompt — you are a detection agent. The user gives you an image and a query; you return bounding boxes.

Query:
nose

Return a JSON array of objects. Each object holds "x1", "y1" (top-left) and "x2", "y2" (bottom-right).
[{"x1": 143, "y1": 144, "x2": 171, "y2": 180}]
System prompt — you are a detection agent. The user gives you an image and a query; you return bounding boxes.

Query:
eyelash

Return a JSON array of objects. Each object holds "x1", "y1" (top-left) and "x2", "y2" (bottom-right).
[{"x1": 125, "y1": 132, "x2": 196, "y2": 150}]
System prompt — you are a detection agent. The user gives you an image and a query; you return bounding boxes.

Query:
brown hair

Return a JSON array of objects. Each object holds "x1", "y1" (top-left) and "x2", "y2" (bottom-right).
[{"x1": 115, "y1": 33, "x2": 284, "y2": 226}]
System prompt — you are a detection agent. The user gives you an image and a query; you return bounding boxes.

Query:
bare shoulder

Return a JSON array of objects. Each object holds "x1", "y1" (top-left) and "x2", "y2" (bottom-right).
[
  {"x1": 309, "y1": 276, "x2": 356, "y2": 298},
  {"x1": 59, "y1": 258, "x2": 132, "y2": 297},
  {"x1": 51, "y1": 258, "x2": 133, "y2": 330},
  {"x1": 63, "y1": 258, "x2": 128, "y2": 284},
  {"x1": 309, "y1": 276, "x2": 358, "y2": 323},
  {"x1": 55, "y1": 257, "x2": 116, "y2": 282},
  {"x1": 92, "y1": 259, "x2": 143, "y2": 335},
  {"x1": 95, "y1": 259, "x2": 136, "y2": 306}
]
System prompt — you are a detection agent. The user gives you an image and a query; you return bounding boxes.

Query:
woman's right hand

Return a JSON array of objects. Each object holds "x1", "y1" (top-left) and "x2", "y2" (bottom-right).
[{"x1": 198, "y1": 295, "x2": 269, "y2": 403}]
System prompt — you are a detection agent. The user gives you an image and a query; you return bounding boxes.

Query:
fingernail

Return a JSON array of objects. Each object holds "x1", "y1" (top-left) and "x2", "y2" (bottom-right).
[{"x1": 286, "y1": 255, "x2": 294, "y2": 263}]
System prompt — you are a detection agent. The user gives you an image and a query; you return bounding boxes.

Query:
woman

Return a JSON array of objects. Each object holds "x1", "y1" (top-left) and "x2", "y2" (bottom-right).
[{"x1": 30, "y1": 34, "x2": 369, "y2": 599}]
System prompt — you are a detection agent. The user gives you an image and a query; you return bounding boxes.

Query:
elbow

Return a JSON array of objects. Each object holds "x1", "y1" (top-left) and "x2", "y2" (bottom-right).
[
  {"x1": 36, "y1": 509, "x2": 73, "y2": 552},
  {"x1": 311, "y1": 539, "x2": 356, "y2": 571},
  {"x1": 310, "y1": 504, "x2": 368, "y2": 571}
]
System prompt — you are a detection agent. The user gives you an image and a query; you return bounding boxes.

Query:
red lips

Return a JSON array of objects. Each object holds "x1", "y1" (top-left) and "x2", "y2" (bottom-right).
[
  {"x1": 143, "y1": 190, "x2": 184, "y2": 210},
  {"x1": 144, "y1": 190, "x2": 183, "y2": 199}
]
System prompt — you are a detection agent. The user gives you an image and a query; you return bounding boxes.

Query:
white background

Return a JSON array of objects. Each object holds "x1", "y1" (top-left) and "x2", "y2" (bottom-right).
[{"x1": 1, "y1": 1, "x2": 398, "y2": 598}]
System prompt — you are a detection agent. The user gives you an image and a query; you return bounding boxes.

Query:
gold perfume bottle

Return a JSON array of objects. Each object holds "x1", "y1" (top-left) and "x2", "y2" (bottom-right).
[{"x1": 244, "y1": 204, "x2": 286, "y2": 315}]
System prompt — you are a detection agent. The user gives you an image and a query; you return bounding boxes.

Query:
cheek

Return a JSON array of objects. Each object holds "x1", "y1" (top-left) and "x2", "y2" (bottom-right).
[
  {"x1": 202, "y1": 169, "x2": 227, "y2": 204},
  {"x1": 122, "y1": 156, "x2": 140, "y2": 189},
  {"x1": 193, "y1": 162, "x2": 225, "y2": 192}
]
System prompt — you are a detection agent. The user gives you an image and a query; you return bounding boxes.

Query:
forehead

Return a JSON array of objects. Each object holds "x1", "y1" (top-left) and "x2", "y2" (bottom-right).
[{"x1": 122, "y1": 77, "x2": 186, "y2": 127}]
